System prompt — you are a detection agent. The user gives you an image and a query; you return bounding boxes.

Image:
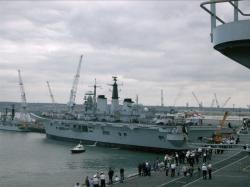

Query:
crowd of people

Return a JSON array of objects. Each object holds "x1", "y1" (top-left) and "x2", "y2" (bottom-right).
[
  {"x1": 74, "y1": 146, "x2": 230, "y2": 186},
  {"x1": 75, "y1": 167, "x2": 125, "y2": 187},
  {"x1": 137, "y1": 146, "x2": 223, "y2": 181}
]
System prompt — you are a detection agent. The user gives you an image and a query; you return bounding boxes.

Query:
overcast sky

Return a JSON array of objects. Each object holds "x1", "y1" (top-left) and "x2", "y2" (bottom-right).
[{"x1": 0, "y1": 0, "x2": 250, "y2": 108}]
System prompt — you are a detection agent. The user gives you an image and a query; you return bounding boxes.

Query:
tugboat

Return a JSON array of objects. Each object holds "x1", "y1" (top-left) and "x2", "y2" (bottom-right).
[{"x1": 71, "y1": 142, "x2": 85, "y2": 154}]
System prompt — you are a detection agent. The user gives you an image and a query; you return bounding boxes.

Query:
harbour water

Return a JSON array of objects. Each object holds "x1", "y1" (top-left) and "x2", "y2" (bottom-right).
[{"x1": 0, "y1": 131, "x2": 161, "y2": 187}]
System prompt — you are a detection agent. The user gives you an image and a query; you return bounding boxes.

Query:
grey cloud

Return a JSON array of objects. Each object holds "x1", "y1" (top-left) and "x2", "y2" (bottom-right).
[{"x1": 0, "y1": 1, "x2": 249, "y2": 106}]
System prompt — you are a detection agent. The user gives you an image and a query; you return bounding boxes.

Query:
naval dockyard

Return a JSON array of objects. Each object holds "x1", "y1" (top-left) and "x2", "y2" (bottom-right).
[{"x1": 0, "y1": 0, "x2": 250, "y2": 187}]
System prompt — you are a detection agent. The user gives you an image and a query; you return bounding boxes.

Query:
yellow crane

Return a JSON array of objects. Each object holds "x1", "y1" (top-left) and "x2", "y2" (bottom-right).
[{"x1": 214, "y1": 111, "x2": 230, "y2": 143}]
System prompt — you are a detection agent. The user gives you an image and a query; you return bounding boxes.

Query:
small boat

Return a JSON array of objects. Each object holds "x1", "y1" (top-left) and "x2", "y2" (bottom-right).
[{"x1": 71, "y1": 143, "x2": 85, "y2": 154}]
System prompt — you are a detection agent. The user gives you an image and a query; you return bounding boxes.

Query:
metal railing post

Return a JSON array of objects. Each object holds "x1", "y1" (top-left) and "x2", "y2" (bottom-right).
[
  {"x1": 234, "y1": 1, "x2": 239, "y2": 21},
  {"x1": 210, "y1": 0, "x2": 216, "y2": 42}
]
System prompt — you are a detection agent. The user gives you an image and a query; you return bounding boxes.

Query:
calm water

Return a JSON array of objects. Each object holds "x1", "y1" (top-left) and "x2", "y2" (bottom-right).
[{"x1": 0, "y1": 131, "x2": 162, "y2": 187}]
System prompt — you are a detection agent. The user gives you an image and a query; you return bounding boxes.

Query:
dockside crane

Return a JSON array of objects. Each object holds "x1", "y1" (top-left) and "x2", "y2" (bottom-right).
[
  {"x1": 67, "y1": 55, "x2": 83, "y2": 113},
  {"x1": 222, "y1": 97, "x2": 231, "y2": 108},
  {"x1": 210, "y1": 98, "x2": 215, "y2": 108},
  {"x1": 192, "y1": 92, "x2": 202, "y2": 108},
  {"x1": 214, "y1": 111, "x2": 230, "y2": 143},
  {"x1": 18, "y1": 69, "x2": 28, "y2": 122},
  {"x1": 214, "y1": 93, "x2": 220, "y2": 108},
  {"x1": 46, "y1": 81, "x2": 56, "y2": 104}
]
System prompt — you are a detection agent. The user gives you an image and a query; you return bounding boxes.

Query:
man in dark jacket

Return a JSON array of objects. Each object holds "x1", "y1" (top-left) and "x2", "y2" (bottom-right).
[{"x1": 108, "y1": 168, "x2": 114, "y2": 184}]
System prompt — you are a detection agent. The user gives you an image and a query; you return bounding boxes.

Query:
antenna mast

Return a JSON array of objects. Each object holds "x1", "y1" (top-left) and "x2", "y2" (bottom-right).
[
  {"x1": 68, "y1": 55, "x2": 83, "y2": 112},
  {"x1": 136, "y1": 95, "x2": 138, "y2": 105},
  {"x1": 89, "y1": 78, "x2": 101, "y2": 114}
]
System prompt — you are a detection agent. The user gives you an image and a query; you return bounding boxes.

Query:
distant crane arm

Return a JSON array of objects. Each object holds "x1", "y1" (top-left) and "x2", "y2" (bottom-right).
[
  {"x1": 192, "y1": 92, "x2": 202, "y2": 108},
  {"x1": 210, "y1": 98, "x2": 215, "y2": 107},
  {"x1": 68, "y1": 55, "x2": 83, "y2": 110},
  {"x1": 18, "y1": 69, "x2": 27, "y2": 109},
  {"x1": 222, "y1": 97, "x2": 231, "y2": 108},
  {"x1": 46, "y1": 81, "x2": 56, "y2": 104},
  {"x1": 214, "y1": 93, "x2": 220, "y2": 108}
]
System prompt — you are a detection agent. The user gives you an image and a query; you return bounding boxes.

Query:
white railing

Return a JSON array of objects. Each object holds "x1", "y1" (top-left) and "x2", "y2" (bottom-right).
[{"x1": 200, "y1": 0, "x2": 250, "y2": 41}]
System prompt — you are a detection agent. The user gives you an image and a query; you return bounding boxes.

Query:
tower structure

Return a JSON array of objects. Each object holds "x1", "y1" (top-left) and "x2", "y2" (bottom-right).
[{"x1": 111, "y1": 76, "x2": 119, "y2": 117}]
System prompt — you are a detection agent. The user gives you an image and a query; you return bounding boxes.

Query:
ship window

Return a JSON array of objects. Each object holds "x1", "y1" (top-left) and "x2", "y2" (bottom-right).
[
  {"x1": 158, "y1": 136, "x2": 164, "y2": 140},
  {"x1": 118, "y1": 132, "x2": 122, "y2": 136},
  {"x1": 81, "y1": 126, "x2": 88, "y2": 132},
  {"x1": 124, "y1": 133, "x2": 127, "y2": 136},
  {"x1": 88, "y1": 126, "x2": 94, "y2": 132},
  {"x1": 103, "y1": 130, "x2": 110, "y2": 135}
]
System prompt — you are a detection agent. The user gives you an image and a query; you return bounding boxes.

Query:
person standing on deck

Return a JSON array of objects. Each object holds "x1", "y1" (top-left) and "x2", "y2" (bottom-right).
[
  {"x1": 203, "y1": 152, "x2": 207, "y2": 163},
  {"x1": 165, "y1": 162, "x2": 170, "y2": 176},
  {"x1": 93, "y1": 175, "x2": 99, "y2": 187},
  {"x1": 175, "y1": 152, "x2": 179, "y2": 166},
  {"x1": 197, "y1": 165, "x2": 201, "y2": 177},
  {"x1": 108, "y1": 168, "x2": 114, "y2": 184},
  {"x1": 100, "y1": 172, "x2": 106, "y2": 187},
  {"x1": 171, "y1": 163, "x2": 176, "y2": 177},
  {"x1": 89, "y1": 178, "x2": 94, "y2": 187},
  {"x1": 202, "y1": 163, "x2": 207, "y2": 180},
  {"x1": 208, "y1": 163, "x2": 212, "y2": 180},
  {"x1": 120, "y1": 168, "x2": 124, "y2": 183},
  {"x1": 85, "y1": 176, "x2": 90, "y2": 187},
  {"x1": 182, "y1": 165, "x2": 187, "y2": 176},
  {"x1": 164, "y1": 155, "x2": 168, "y2": 171},
  {"x1": 138, "y1": 163, "x2": 142, "y2": 176}
]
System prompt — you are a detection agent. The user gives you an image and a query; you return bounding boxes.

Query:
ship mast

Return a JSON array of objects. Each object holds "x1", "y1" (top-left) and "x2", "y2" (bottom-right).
[
  {"x1": 89, "y1": 78, "x2": 101, "y2": 115},
  {"x1": 110, "y1": 76, "x2": 120, "y2": 119}
]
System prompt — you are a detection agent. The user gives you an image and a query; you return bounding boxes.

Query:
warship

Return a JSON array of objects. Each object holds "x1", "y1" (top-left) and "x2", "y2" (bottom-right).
[
  {"x1": 0, "y1": 70, "x2": 30, "y2": 132},
  {"x1": 0, "y1": 106, "x2": 29, "y2": 132},
  {"x1": 38, "y1": 76, "x2": 189, "y2": 152}
]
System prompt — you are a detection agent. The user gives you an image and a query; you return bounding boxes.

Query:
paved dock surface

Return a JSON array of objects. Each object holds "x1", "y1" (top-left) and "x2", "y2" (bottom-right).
[
  {"x1": 113, "y1": 151, "x2": 250, "y2": 187},
  {"x1": 183, "y1": 154, "x2": 250, "y2": 187}
]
